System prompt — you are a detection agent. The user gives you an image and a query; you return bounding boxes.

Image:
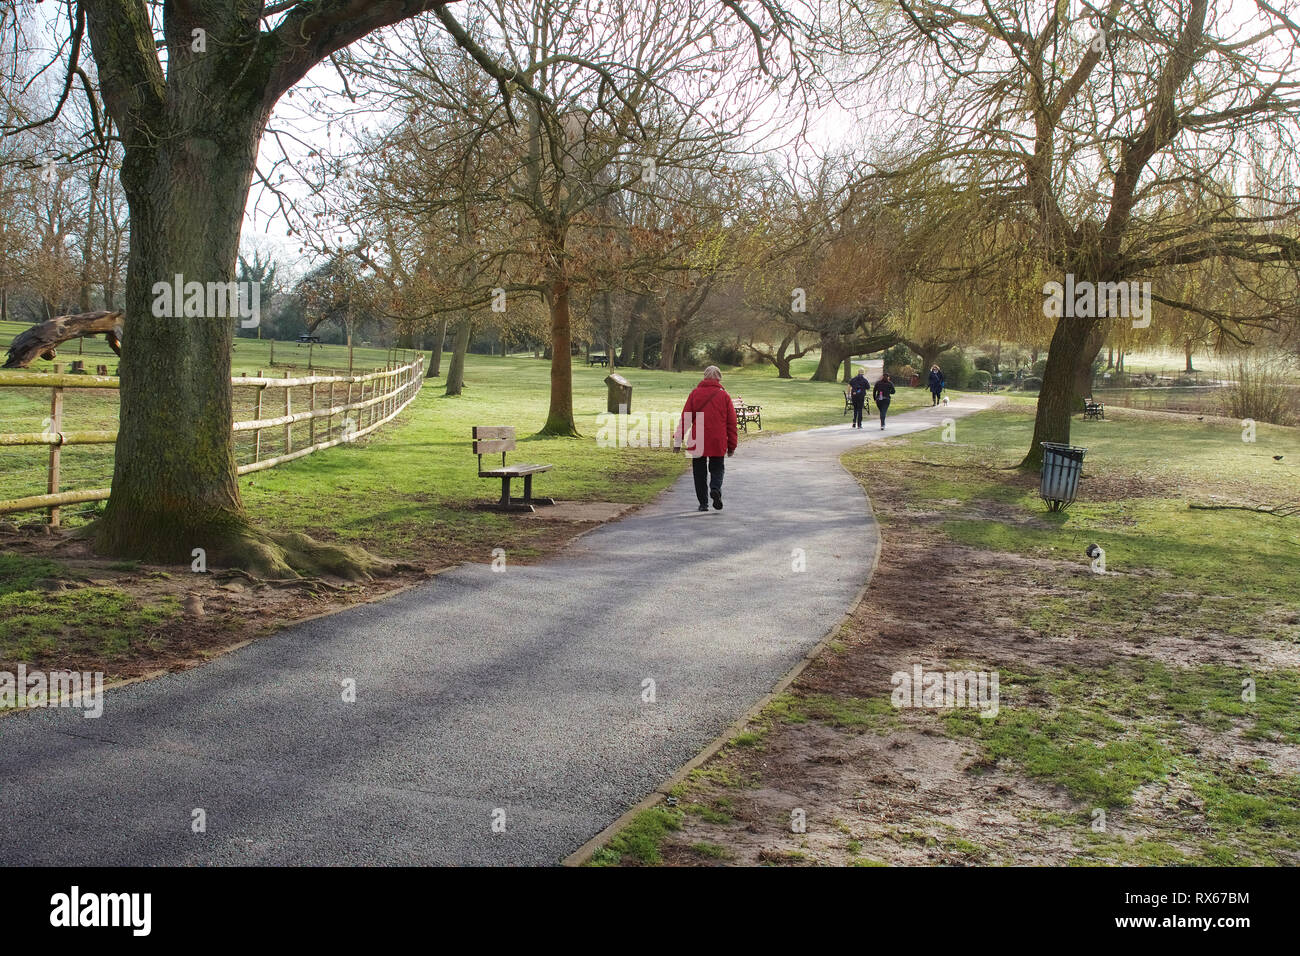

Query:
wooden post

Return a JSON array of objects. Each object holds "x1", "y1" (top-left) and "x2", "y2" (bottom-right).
[
  {"x1": 254, "y1": 385, "x2": 264, "y2": 461},
  {"x1": 270, "y1": 338, "x2": 275, "y2": 367},
  {"x1": 284, "y1": 369, "x2": 293, "y2": 453},
  {"x1": 309, "y1": 382, "x2": 316, "y2": 446},
  {"x1": 47, "y1": 384, "x2": 63, "y2": 527},
  {"x1": 344, "y1": 381, "x2": 353, "y2": 439}
]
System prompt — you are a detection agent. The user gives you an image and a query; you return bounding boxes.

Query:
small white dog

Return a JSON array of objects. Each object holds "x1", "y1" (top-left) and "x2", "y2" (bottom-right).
[{"x1": 941, "y1": 395, "x2": 950, "y2": 405}]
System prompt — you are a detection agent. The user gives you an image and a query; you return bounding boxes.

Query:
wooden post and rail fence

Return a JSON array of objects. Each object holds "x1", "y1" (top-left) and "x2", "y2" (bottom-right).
[{"x1": 0, "y1": 355, "x2": 424, "y2": 525}]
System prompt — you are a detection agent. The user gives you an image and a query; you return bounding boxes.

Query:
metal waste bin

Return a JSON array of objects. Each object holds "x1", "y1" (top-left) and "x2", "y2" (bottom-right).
[
  {"x1": 605, "y1": 372, "x2": 632, "y2": 414},
  {"x1": 1040, "y1": 442, "x2": 1086, "y2": 511}
]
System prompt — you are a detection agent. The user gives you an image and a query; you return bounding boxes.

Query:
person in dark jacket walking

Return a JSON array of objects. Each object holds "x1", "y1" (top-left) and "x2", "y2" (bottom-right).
[
  {"x1": 928, "y1": 365, "x2": 945, "y2": 405},
  {"x1": 848, "y1": 368, "x2": 871, "y2": 428},
  {"x1": 673, "y1": 366, "x2": 739, "y2": 511},
  {"x1": 873, "y1": 373, "x2": 895, "y2": 429}
]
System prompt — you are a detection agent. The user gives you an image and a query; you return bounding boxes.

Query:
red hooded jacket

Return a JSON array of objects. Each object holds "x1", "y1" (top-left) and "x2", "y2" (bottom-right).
[{"x1": 676, "y1": 377, "x2": 739, "y2": 458}]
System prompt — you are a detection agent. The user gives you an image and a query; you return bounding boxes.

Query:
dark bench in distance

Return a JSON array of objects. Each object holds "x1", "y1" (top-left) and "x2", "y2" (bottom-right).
[
  {"x1": 1082, "y1": 395, "x2": 1105, "y2": 420},
  {"x1": 472, "y1": 426, "x2": 555, "y2": 512}
]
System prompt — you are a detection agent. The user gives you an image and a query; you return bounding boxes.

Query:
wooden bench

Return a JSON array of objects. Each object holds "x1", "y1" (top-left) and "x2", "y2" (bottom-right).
[
  {"x1": 588, "y1": 353, "x2": 609, "y2": 367},
  {"x1": 843, "y1": 389, "x2": 852, "y2": 415},
  {"x1": 472, "y1": 426, "x2": 555, "y2": 512},
  {"x1": 1082, "y1": 395, "x2": 1105, "y2": 420},
  {"x1": 732, "y1": 397, "x2": 763, "y2": 433}
]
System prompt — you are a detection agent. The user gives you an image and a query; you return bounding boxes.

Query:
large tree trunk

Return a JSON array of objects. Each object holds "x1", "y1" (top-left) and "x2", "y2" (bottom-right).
[
  {"x1": 445, "y1": 312, "x2": 472, "y2": 396},
  {"x1": 620, "y1": 294, "x2": 648, "y2": 367},
  {"x1": 94, "y1": 112, "x2": 258, "y2": 565},
  {"x1": 812, "y1": 342, "x2": 842, "y2": 382},
  {"x1": 426, "y1": 315, "x2": 448, "y2": 378},
  {"x1": 812, "y1": 331, "x2": 897, "y2": 382},
  {"x1": 1021, "y1": 316, "x2": 1102, "y2": 468},
  {"x1": 541, "y1": 278, "x2": 578, "y2": 435},
  {"x1": 660, "y1": 318, "x2": 680, "y2": 372}
]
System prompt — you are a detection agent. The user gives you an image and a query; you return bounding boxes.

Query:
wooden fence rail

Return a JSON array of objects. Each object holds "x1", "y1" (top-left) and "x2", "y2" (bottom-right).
[{"x1": 0, "y1": 355, "x2": 424, "y2": 524}]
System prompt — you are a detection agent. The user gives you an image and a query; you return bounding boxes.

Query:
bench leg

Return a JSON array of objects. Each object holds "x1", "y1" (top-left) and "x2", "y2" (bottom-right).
[
  {"x1": 500, "y1": 476, "x2": 512, "y2": 507},
  {"x1": 522, "y1": 473, "x2": 555, "y2": 507}
]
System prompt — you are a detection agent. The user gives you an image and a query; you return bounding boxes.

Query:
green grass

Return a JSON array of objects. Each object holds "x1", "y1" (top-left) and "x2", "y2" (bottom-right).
[
  {"x1": 0, "y1": 553, "x2": 73, "y2": 596},
  {"x1": 586, "y1": 806, "x2": 684, "y2": 865},
  {"x1": 0, "y1": 586, "x2": 181, "y2": 666}
]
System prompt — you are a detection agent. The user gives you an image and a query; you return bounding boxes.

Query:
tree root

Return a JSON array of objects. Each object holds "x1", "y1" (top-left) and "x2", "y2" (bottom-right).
[{"x1": 208, "y1": 527, "x2": 403, "y2": 582}]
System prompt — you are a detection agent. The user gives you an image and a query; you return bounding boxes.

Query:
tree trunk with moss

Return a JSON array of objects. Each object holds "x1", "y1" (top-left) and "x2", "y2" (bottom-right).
[{"x1": 82, "y1": 0, "x2": 443, "y2": 576}]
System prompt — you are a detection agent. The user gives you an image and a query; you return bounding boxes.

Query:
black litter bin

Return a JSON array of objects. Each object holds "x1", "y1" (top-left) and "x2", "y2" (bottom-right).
[
  {"x1": 605, "y1": 373, "x2": 632, "y2": 414},
  {"x1": 1040, "y1": 442, "x2": 1087, "y2": 511}
]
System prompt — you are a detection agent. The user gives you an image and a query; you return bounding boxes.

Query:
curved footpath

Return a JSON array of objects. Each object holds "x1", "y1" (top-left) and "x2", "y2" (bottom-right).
[{"x1": 0, "y1": 395, "x2": 997, "y2": 865}]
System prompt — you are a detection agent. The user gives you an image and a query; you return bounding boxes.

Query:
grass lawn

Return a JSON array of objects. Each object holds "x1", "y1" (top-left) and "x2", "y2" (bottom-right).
[{"x1": 590, "y1": 400, "x2": 1300, "y2": 866}]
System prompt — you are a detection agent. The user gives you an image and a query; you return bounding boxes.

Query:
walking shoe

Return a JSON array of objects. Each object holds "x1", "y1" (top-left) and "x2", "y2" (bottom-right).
[
  {"x1": 697, "y1": 503, "x2": 709, "y2": 512},
  {"x1": 711, "y1": 491, "x2": 723, "y2": 510}
]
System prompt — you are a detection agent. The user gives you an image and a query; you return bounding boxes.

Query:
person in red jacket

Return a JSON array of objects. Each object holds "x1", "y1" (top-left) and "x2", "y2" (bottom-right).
[{"x1": 672, "y1": 365, "x2": 739, "y2": 511}]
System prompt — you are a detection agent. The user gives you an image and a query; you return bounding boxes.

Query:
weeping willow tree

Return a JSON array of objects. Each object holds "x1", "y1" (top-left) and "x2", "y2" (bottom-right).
[{"x1": 853, "y1": 0, "x2": 1300, "y2": 466}]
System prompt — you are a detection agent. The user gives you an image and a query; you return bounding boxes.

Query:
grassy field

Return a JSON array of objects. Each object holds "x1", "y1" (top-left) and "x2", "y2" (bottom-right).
[{"x1": 590, "y1": 401, "x2": 1300, "y2": 866}]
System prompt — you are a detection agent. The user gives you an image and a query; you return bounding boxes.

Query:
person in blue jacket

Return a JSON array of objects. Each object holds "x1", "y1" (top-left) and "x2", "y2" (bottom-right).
[
  {"x1": 873, "y1": 373, "x2": 896, "y2": 429},
  {"x1": 928, "y1": 364, "x2": 945, "y2": 405}
]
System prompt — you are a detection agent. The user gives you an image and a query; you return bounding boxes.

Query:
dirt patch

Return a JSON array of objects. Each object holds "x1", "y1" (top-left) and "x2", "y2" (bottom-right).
[{"x1": 523, "y1": 501, "x2": 637, "y2": 523}]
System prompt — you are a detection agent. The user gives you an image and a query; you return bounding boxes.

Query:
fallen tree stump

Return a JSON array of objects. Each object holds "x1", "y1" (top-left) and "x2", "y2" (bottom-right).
[{"x1": 2, "y1": 310, "x2": 123, "y2": 369}]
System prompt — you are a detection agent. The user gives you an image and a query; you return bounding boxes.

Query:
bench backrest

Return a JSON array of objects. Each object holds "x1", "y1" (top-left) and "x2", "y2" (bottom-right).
[{"x1": 473, "y1": 425, "x2": 516, "y2": 472}]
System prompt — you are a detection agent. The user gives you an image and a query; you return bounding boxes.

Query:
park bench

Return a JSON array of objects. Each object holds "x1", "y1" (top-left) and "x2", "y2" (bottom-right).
[
  {"x1": 471, "y1": 426, "x2": 555, "y2": 512},
  {"x1": 732, "y1": 396, "x2": 763, "y2": 433},
  {"x1": 588, "y1": 353, "x2": 609, "y2": 367},
  {"x1": 1082, "y1": 395, "x2": 1105, "y2": 420}
]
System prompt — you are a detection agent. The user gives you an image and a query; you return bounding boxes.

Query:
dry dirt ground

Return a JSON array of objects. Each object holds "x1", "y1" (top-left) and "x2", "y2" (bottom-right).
[
  {"x1": 0, "y1": 501, "x2": 634, "y2": 681},
  {"x1": 637, "y1": 454, "x2": 1299, "y2": 867}
]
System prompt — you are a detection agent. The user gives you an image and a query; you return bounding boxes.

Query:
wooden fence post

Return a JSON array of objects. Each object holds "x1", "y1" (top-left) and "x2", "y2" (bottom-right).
[
  {"x1": 309, "y1": 382, "x2": 317, "y2": 446},
  {"x1": 47, "y1": 382, "x2": 63, "y2": 527},
  {"x1": 284, "y1": 369, "x2": 293, "y2": 454},
  {"x1": 254, "y1": 385, "x2": 264, "y2": 462}
]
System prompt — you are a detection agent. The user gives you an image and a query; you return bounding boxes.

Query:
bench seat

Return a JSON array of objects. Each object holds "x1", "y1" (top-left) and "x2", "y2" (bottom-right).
[{"x1": 479, "y1": 463, "x2": 554, "y2": 478}]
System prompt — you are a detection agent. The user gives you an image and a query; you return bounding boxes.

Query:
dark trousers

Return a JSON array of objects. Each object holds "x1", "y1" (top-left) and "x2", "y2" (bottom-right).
[
  {"x1": 851, "y1": 398, "x2": 866, "y2": 426},
  {"x1": 692, "y1": 455, "x2": 725, "y2": 504},
  {"x1": 877, "y1": 399, "x2": 890, "y2": 426},
  {"x1": 930, "y1": 387, "x2": 942, "y2": 404}
]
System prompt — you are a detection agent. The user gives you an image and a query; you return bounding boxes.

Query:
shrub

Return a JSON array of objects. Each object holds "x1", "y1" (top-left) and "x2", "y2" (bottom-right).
[
  {"x1": 1019, "y1": 376, "x2": 1043, "y2": 391},
  {"x1": 974, "y1": 354, "x2": 997, "y2": 373},
  {"x1": 882, "y1": 343, "x2": 919, "y2": 376},
  {"x1": 704, "y1": 341, "x2": 747, "y2": 368},
  {"x1": 1223, "y1": 357, "x2": 1298, "y2": 426},
  {"x1": 969, "y1": 369, "x2": 993, "y2": 390},
  {"x1": 1031, "y1": 358, "x2": 1048, "y2": 378},
  {"x1": 936, "y1": 347, "x2": 975, "y2": 389}
]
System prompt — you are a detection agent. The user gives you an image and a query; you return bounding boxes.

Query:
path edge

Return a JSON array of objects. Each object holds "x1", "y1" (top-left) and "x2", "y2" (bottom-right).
[{"x1": 561, "y1": 455, "x2": 885, "y2": 867}]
